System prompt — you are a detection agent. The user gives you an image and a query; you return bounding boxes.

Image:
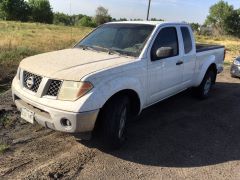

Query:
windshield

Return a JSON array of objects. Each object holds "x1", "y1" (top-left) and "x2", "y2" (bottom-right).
[{"x1": 75, "y1": 23, "x2": 155, "y2": 57}]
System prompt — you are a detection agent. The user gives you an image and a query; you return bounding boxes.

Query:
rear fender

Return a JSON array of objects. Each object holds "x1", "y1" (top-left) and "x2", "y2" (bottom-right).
[{"x1": 194, "y1": 55, "x2": 216, "y2": 87}]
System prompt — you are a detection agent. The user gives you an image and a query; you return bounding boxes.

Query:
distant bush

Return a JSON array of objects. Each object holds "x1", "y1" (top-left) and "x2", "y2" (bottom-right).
[
  {"x1": 77, "y1": 16, "x2": 96, "y2": 27},
  {"x1": 199, "y1": 26, "x2": 213, "y2": 36},
  {"x1": 53, "y1": 13, "x2": 72, "y2": 26},
  {"x1": 150, "y1": 18, "x2": 164, "y2": 21},
  {"x1": 190, "y1": 23, "x2": 200, "y2": 33}
]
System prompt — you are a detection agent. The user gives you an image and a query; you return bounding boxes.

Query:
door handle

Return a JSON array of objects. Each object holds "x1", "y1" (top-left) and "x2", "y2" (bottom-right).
[{"x1": 176, "y1": 61, "x2": 184, "y2": 66}]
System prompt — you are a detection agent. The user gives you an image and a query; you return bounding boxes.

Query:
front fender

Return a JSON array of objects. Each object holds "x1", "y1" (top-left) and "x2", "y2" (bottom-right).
[
  {"x1": 194, "y1": 55, "x2": 216, "y2": 87},
  {"x1": 77, "y1": 77, "x2": 144, "y2": 112}
]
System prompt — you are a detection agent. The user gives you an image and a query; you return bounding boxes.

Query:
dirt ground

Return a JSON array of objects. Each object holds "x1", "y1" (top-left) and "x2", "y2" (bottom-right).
[{"x1": 0, "y1": 67, "x2": 240, "y2": 180}]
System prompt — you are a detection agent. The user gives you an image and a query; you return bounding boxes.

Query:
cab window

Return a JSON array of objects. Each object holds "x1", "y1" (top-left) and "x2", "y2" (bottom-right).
[{"x1": 181, "y1": 27, "x2": 193, "y2": 54}]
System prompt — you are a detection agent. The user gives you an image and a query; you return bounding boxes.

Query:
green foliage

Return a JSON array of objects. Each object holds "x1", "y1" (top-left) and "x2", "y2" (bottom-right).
[
  {"x1": 119, "y1": 18, "x2": 127, "y2": 21},
  {"x1": 224, "y1": 10, "x2": 240, "y2": 37},
  {"x1": 53, "y1": 12, "x2": 72, "y2": 26},
  {"x1": 28, "y1": 0, "x2": 53, "y2": 24},
  {"x1": 205, "y1": 0, "x2": 233, "y2": 25},
  {"x1": 0, "y1": 144, "x2": 9, "y2": 154},
  {"x1": 53, "y1": 13, "x2": 97, "y2": 27},
  {"x1": 150, "y1": 18, "x2": 164, "y2": 21},
  {"x1": 0, "y1": 0, "x2": 31, "y2": 22},
  {"x1": 205, "y1": 0, "x2": 234, "y2": 33},
  {"x1": 94, "y1": 6, "x2": 112, "y2": 26},
  {"x1": 77, "y1": 16, "x2": 96, "y2": 27},
  {"x1": 190, "y1": 23, "x2": 200, "y2": 33},
  {"x1": 0, "y1": 46, "x2": 39, "y2": 64}
]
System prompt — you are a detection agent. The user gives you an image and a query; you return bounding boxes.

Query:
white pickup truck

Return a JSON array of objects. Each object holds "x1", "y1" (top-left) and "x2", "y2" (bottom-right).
[{"x1": 12, "y1": 21, "x2": 225, "y2": 148}]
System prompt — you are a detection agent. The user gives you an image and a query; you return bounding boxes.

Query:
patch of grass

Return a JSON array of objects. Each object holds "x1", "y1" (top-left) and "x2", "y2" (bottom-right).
[
  {"x1": 0, "y1": 85, "x2": 9, "y2": 94},
  {"x1": 0, "y1": 46, "x2": 40, "y2": 64},
  {"x1": 0, "y1": 144, "x2": 9, "y2": 154},
  {"x1": 0, "y1": 113, "x2": 13, "y2": 127},
  {"x1": 196, "y1": 35, "x2": 240, "y2": 62},
  {"x1": 0, "y1": 20, "x2": 92, "y2": 86}
]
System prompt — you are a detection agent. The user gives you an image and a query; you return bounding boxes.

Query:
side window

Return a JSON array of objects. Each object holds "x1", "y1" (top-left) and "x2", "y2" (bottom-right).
[
  {"x1": 181, "y1": 27, "x2": 193, "y2": 54},
  {"x1": 151, "y1": 27, "x2": 179, "y2": 61}
]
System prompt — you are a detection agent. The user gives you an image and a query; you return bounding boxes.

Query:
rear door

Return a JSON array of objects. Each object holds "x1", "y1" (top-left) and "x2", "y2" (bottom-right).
[
  {"x1": 180, "y1": 26, "x2": 196, "y2": 87},
  {"x1": 147, "y1": 26, "x2": 184, "y2": 104}
]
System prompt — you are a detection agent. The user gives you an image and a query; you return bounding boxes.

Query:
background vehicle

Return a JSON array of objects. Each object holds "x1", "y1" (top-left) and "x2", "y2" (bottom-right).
[
  {"x1": 231, "y1": 57, "x2": 240, "y2": 78},
  {"x1": 12, "y1": 21, "x2": 225, "y2": 149}
]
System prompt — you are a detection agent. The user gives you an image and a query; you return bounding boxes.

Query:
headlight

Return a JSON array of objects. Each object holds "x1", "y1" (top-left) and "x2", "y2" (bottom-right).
[
  {"x1": 233, "y1": 60, "x2": 240, "y2": 66},
  {"x1": 58, "y1": 81, "x2": 93, "y2": 101}
]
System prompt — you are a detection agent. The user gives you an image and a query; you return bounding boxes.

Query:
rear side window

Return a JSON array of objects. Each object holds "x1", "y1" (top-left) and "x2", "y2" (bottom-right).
[
  {"x1": 181, "y1": 27, "x2": 193, "y2": 54},
  {"x1": 151, "y1": 27, "x2": 179, "y2": 61}
]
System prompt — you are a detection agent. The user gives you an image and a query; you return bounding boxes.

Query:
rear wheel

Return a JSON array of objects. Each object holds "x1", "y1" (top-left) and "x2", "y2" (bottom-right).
[
  {"x1": 101, "y1": 95, "x2": 130, "y2": 149},
  {"x1": 194, "y1": 70, "x2": 215, "y2": 99}
]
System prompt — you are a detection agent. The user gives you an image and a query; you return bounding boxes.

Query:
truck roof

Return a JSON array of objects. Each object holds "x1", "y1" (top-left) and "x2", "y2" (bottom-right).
[{"x1": 107, "y1": 21, "x2": 188, "y2": 26}]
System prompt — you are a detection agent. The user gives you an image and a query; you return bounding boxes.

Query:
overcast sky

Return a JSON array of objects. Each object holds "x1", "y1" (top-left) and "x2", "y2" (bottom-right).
[{"x1": 49, "y1": 0, "x2": 240, "y2": 24}]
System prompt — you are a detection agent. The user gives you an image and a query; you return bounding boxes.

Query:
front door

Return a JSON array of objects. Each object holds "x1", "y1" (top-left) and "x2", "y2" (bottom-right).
[{"x1": 147, "y1": 26, "x2": 184, "y2": 104}]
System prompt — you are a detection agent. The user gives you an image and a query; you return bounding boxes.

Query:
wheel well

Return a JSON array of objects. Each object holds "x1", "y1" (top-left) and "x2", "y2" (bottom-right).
[
  {"x1": 93, "y1": 89, "x2": 141, "y2": 133},
  {"x1": 207, "y1": 63, "x2": 217, "y2": 83},
  {"x1": 104, "y1": 89, "x2": 141, "y2": 117}
]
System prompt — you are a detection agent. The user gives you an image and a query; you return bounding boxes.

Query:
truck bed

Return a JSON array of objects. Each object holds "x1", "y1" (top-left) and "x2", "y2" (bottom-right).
[{"x1": 196, "y1": 44, "x2": 224, "y2": 53}]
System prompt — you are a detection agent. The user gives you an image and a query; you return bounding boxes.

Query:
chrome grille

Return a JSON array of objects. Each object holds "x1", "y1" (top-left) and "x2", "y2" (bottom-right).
[
  {"x1": 46, "y1": 80, "x2": 62, "y2": 97},
  {"x1": 23, "y1": 71, "x2": 42, "y2": 93}
]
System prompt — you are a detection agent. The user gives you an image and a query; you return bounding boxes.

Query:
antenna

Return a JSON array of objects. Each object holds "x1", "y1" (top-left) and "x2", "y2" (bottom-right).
[
  {"x1": 69, "y1": 0, "x2": 73, "y2": 43},
  {"x1": 147, "y1": 0, "x2": 151, "y2": 20}
]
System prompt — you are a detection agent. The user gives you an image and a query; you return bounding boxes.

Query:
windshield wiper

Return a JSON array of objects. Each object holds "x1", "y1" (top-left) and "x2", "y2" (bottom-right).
[
  {"x1": 91, "y1": 45, "x2": 132, "y2": 57},
  {"x1": 80, "y1": 45, "x2": 133, "y2": 57},
  {"x1": 79, "y1": 45, "x2": 98, "y2": 52}
]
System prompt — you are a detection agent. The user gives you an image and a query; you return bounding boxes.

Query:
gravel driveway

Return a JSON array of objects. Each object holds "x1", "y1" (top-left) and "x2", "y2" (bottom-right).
[{"x1": 0, "y1": 67, "x2": 240, "y2": 180}]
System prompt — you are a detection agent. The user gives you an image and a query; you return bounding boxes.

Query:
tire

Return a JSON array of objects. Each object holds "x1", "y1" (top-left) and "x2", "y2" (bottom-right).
[
  {"x1": 101, "y1": 95, "x2": 130, "y2": 149},
  {"x1": 194, "y1": 70, "x2": 215, "y2": 99}
]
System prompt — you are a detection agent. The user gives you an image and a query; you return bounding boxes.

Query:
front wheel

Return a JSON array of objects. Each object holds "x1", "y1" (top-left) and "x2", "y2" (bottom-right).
[
  {"x1": 101, "y1": 96, "x2": 130, "y2": 149},
  {"x1": 194, "y1": 70, "x2": 215, "y2": 99}
]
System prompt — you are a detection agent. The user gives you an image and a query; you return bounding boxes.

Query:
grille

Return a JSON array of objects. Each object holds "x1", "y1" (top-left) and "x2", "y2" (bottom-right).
[
  {"x1": 23, "y1": 71, "x2": 42, "y2": 93},
  {"x1": 46, "y1": 80, "x2": 62, "y2": 97}
]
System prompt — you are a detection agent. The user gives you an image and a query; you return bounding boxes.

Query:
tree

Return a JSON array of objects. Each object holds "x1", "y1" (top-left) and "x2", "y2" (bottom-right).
[
  {"x1": 190, "y1": 23, "x2": 200, "y2": 33},
  {"x1": 205, "y1": 0, "x2": 234, "y2": 34},
  {"x1": 0, "y1": 0, "x2": 30, "y2": 21},
  {"x1": 224, "y1": 9, "x2": 240, "y2": 37},
  {"x1": 94, "y1": 6, "x2": 112, "y2": 26},
  {"x1": 28, "y1": 0, "x2": 53, "y2": 24}
]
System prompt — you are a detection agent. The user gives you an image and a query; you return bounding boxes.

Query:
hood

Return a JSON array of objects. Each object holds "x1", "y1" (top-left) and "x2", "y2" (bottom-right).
[{"x1": 20, "y1": 48, "x2": 135, "y2": 81}]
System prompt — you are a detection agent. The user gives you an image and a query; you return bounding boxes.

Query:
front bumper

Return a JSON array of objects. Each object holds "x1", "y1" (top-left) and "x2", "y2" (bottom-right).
[
  {"x1": 12, "y1": 83, "x2": 99, "y2": 133},
  {"x1": 231, "y1": 64, "x2": 240, "y2": 77}
]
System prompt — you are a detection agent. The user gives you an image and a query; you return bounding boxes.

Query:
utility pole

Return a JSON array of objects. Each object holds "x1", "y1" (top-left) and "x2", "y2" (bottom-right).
[{"x1": 147, "y1": 0, "x2": 151, "y2": 20}]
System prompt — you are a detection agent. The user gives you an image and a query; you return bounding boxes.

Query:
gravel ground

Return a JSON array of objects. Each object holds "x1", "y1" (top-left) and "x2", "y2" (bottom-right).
[{"x1": 0, "y1": 67, "x2": 240, "y2": 180}]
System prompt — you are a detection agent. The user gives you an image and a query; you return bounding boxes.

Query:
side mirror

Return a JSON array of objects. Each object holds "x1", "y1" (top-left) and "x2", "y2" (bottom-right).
[{"x1": 155, "y1": 47, "x2": 174, "y2": 59}]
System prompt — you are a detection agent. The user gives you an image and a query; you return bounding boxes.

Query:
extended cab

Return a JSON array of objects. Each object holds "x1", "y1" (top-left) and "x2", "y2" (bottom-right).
[{"x1": 12, "y1": 21, "x2": 225, "y2": 148}]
